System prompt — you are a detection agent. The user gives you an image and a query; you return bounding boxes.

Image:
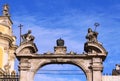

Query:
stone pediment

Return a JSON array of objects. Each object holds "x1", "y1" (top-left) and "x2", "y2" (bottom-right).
[
  {"x1": 15, "y1": 42, "x2": 38, "y2": 56},
  {"x1": 84, "y1": 42, "x2": 107, "y2": 55}
]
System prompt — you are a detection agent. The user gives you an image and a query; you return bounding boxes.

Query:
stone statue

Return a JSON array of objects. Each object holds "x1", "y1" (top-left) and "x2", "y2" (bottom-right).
[
  {"x1": 112, "y1": 64, "x2": 120, "y2": 75},
  {"x1": 56, "y1": 38, "x2": 64, "y2": 46},
  {"x1": 21, "y1": 30, "x2": 35, "y2": 44},
  {"x1": 3, "y1": 4, "x2": 10, "y2": 16},
  {"x1": 86, "y1": 28, "x2": 98, "y2": 42}
]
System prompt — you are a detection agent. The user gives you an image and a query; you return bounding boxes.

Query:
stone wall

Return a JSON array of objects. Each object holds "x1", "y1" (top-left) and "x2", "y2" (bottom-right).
[{"x1": 102, "y1": 75, "x2": 120, "y2": 81}]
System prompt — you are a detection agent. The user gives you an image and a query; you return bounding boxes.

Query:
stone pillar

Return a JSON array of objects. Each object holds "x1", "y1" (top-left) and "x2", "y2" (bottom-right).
[
  {"x1": 19, "y1": 58, "x2": 31, "y2": 81},
  {"x1": 19, "y1": 70, "x2": 28, "y2": 81},
  {"x1": 92, "y1": 58, "x2": 103, "y2": 81},
  {"x1": 86, "y1": 70, "x2": 92, "y2": 81}
]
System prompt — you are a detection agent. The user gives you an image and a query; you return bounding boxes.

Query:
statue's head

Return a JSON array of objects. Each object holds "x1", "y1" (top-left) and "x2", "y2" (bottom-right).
[
  {"x1": 28, "y1": 30, "x2": 31, "y2": 34},
  {"x1": 88, "y1": 28, "x2": 92, "y2": 33},
  {"x1": 3, "y1": 4, "x2": 9, "y2": 9}
]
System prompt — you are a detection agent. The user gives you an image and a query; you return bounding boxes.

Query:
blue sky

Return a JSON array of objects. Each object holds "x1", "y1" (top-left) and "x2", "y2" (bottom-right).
[{"x1": 1, "y1": 0, "x2": 120, "y2": 81}]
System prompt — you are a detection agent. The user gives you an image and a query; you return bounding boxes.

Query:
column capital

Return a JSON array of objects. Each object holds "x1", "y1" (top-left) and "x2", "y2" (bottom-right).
[
  {"x1": 92, "y1": 65, "x2": 103, "y2": 71},
  {"x1": 18, "y1": 58, "x2": 31, "y2": 71}
]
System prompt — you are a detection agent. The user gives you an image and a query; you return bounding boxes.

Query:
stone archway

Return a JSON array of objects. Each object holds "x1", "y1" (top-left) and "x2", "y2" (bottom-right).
[
  {"x1": 33, "y1": 58, "x2": 90, "y2": 81},
  {"x1": 34, "y1": 64, "x2": 87, "y2": 81},
  {"x1": 15, "y1": 28, "x2": 107, "y2": 81},
  {"x1": 15, "y1": 41, "x2": 107, "y2": 81}
]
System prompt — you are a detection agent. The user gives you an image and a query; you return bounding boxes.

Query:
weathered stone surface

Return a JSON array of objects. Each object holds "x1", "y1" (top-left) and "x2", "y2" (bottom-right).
[
  {"x1": 54, "y1": 46, "x2": 67, "y2": 54},
  {"x1": 15, "y1": 39, "x2": 107, "y2": 81}
]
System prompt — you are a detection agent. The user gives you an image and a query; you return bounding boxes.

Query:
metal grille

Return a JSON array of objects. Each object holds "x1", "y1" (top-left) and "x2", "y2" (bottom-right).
[{"x1": 0, "y1": 75, "x2": 19, "y2": 81}]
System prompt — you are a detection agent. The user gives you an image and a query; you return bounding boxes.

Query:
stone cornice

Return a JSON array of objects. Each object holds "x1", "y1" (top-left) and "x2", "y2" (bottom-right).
[
  {"x1": 92, "y1": 65, "x2": 103, "y2": 71},
  {"x1": 0, "y1": 33, "x2": 14, "y2": 46},
  {"x1": 0, "y1": 16, "x2": 13, "y2": 24},
  {"x1": 16, "y1": 53, "x2": 107, "y2": 60},
  {"x1": 0, "y1": 23, "x2": 11, "y2": 29}
]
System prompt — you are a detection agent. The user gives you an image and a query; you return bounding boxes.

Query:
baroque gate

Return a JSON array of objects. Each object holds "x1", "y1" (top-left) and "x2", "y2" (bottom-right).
[{"x1": 15, "y1": 28, "x2": 107, "y2": 81}]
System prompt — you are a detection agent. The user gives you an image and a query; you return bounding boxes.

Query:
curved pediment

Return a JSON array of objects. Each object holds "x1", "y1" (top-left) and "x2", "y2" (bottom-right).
[
  {"x1": 15, "y1": 42, "x2": 38, "y2": 55},
  {"x1": 84, "y1": 42, "x2": 107, "y2": 55}
]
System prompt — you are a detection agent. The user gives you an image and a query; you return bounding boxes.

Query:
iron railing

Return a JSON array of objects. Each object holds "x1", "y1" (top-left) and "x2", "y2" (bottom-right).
[{"x1": 0, "y1": 75, "x2": 19, "y2": 81}]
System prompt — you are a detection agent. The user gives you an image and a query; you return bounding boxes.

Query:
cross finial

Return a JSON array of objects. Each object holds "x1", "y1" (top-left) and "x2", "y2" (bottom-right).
[{"x1": 18, "y1": 24, "x2": 23, "y2": 45}]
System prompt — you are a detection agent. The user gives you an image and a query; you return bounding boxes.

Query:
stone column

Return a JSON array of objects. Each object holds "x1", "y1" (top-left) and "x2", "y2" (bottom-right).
[
  {"x1": 92, "y1": 58, "x2": 103, "y2": 81},
  {"x1": 19, "y1": 70, "x2": 28, "y2": 81},
  {"x1": 19, "y1": 58, "x2": 31, "y2": 81},
  {"x1": 86, "y1": 70, "x2": 92, "y2": 81}
]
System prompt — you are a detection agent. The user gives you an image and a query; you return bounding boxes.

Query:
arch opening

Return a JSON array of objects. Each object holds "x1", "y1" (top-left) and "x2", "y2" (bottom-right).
[{"x1": 34, "y1": 64, "x2": 87, "y2": 81}]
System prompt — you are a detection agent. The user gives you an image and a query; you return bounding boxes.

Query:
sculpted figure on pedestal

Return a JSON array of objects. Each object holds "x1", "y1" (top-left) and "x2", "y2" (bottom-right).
[
  {"x1": 86, "y1": 28, "x2": 98, "y2": 42},
  {"x1": 21, "y1": 30, "x2": 35, "y2": 44},
  {"x1": 3, "y1": 4, "x2": 10, "y2": 16}
]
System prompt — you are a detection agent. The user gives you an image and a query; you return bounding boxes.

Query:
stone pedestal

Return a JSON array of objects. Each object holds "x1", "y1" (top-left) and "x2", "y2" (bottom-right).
[{"x1": 54, "y1": 46, "x2": 67, "y2": 54}]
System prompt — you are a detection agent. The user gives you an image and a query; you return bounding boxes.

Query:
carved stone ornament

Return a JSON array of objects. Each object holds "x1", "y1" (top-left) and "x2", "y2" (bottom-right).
[
  {"x1": 54, "y1": 38, "x2": 67, "y2": 54},
  {"x1": 21, "y1": 30, "x2": 35, "y2": 45},
  {"x1": 84, "y1": 28, "x2": 107, "y2": 55},
  {"x1": 3, "y1": 4, "x2": 10, "y2": 16},
  {"x1": 84, "y1": 41, "x2": 107, "y2": 56},
  {"x1": 86, "y1": 28, "x2": 98, "y2": 42},
  {"x1": 56, "y1": 38, "x2": 64, "y2": 46},
  {"x1": 15, "y1": 43, "x2": 38, "y2": 56},
  {"x1": 19, "y1": 58, "x2": 31, "y2": 71}
]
